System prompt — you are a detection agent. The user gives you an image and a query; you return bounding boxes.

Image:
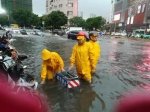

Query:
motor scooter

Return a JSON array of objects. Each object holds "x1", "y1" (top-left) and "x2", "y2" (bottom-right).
[{"x1": 0, "y1": 47, "x2": 38, "y2": 90}]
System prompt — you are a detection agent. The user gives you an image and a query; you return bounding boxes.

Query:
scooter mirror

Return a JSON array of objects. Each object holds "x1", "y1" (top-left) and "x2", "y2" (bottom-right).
[{"x1": 23, "y1": 66, "x2": 27, "y2": 69}]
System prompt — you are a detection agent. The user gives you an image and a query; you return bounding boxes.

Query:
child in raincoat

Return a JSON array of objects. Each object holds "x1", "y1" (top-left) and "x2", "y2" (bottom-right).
[
  {"x1": 88, "y1": 33, "x2": 101, "y2": 73},
  {"x1": 40, "y1": 49, "x2": 65, "y2": 84},
  {"x1": 68, "y1": 31, "x2": 95, "y2": 83}
]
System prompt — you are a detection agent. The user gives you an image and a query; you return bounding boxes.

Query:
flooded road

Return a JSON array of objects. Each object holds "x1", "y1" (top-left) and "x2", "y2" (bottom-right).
[{"x1": 11, "y1": 35, "x2": 150, "y2": 112}]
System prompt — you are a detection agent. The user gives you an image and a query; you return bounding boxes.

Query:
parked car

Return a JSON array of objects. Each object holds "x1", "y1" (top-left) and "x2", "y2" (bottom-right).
[
  {"x1": 121, "y1": 32, "x2": 127, "y2": 36},
  {"x1": 133, "y1": 29, "x2": 145, "y2": 38},
  {"x1": 33, "y1": 30, "x2": 44, "y2": 36},
  {"x1": 68, "y1": 30, "x2": 80, "y2": 40},
  {"x1": 68, "y1": 30, "x2": 89, "y2": 41},
  {"x1": 25, "y1": 29, "x2": 34, "y2": 35},
  {"x1": 20, "y1": 29, "x2": 27, "y2": 35},
  {"x1": 53, "y1": 29, "x2": 64, "y2": 36},
  {"x1": 115, "y1": 32, "x2": 121, "y2": 36},
  {"x1": 44, "y1": 30, "x2": 52, "y2": 33},
  {"x1": 105, "y1": 32, "x2": 111, "y2": 35},
  {"x1": 65, "y1": 30, "x2": 70, "y2": 34}
]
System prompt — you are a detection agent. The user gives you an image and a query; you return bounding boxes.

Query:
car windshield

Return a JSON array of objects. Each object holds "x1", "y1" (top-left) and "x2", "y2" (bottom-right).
[
  {"x1": 26, "y1": 29, "x2": 33, "y2": 32},
  {"x1": 35, "y1": 30, "x2": 41, "y2": 32},
  {"x1": 135, "y1": 30, "x2": 145, "y2": 34}
]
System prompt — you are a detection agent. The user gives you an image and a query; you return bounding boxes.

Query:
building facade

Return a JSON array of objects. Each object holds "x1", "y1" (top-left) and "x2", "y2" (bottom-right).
[
  {"x1": 113, "y1": 0, "x2": 150, "y2": 31},
  {"x1": 125, "y1": 0, "x2": 148, "y2": 31},
  {"x1": 113, "y1": 0, "x2": 127, "y2": 30},
  {"x1": 78, "y1": 11, "x2": 83, "y2": 18},
  {"x1": 1, "y1": 0, "x2": 32, "y2": 13},
  {"x1": 46, "y1": 0, "x2": 78, "y2": 19},
  {"x1": 110, "y1": 0, "x2": 115, "y2": 23},
  {"x1": 90, "y1": 13, "x2": 96, "y2": 18}
]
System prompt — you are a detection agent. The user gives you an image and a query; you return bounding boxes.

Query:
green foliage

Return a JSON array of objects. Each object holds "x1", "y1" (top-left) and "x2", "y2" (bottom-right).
[
  {"x1": 86, "y1": 18, "x2": 94, "y2": 30},
  {"x1": 10, "y1": 9, "x2": 107, "y2": 31},
  {"x1": 0, "y1": 15, "x2": 9, "y2": 26},
  {"x1": 29, "y1": 14, "x2": 40, "y2": 26},
  {"x1": 12, "y1": 9, "x2": 39, "y2": 27},
  {"x1": 69, "y1": 16, "x2": 86, "y2": 28},
  {"x1": 86, "y1": 16, "x2": 106, "y2": 31},
  {"x1": 38, "y1": 15, "x2": 48, "y2": 28},
  {"x1": 45, "y1": 11, "x2": 67, "y2": 29}
]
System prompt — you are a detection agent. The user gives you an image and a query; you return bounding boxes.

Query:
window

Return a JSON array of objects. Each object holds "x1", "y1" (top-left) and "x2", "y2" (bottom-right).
[
  {"x1": 59, "y1": 4, "x2": 63, "y2": 8},
  {"x1": 137, "y1": 5, "x2": 141, "y2": 14},
  {"x1": 54, "y1": 5, "x2": 57, "y2": 9},
  {"x1": 46, "y1": 1, "x2": 48, "y2": 7},
  {"x1": 67, "y1": 11, "x2": 73, "y2": 15},
  {"x1": 128, "y1": 7, "x2": 132, "y2": 16},
  {"x1": 127, "y1": 17, "x2": 130, "y2": 24},
  {"x1": 114, "y1": 13, "x2": 120, "y2": 21},
  {"x1": 50, "y1": 7, "x2": 52, "y2": 10},
  {"x1": 130, "y1": 16, "x2": 134, "y2": 24},
  {"x1": 142, "y1": 4, "x2": 145, "y2": 13},
  {"x1": 67, "y1": 3, "x2": 73, "y2": 7}
]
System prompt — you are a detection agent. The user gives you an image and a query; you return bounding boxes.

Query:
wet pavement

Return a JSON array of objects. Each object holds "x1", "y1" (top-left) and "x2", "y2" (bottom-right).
[{"x1": 10, "y1": 34, "x2": 150, "y2": 112}]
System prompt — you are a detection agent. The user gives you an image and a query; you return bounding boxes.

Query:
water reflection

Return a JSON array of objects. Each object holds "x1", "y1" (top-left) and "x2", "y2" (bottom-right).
[
  {"x1": 10, "y1": 36, "x2": 150, "y2": 112},
  {"x1": 41, "y1": 80, "x2": 105, "y2": 112},
  {"x1": 76, "y1": 82, "x2": 105, "y2": 112},
  {"x1": 133, "y1": 42, "x2": 150, "y2": 90},
  {"x1": 135, "y1": 42, "x2": 150, "y2": 72}
]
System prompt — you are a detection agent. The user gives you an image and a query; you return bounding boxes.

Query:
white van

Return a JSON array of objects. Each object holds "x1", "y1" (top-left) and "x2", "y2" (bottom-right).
[{"x1": 66, "y1": 27, "x2": 82, "y2": 34}]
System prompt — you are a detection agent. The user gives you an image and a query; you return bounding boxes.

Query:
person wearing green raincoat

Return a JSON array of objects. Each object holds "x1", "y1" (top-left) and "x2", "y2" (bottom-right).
[
  {"x1": 88, "y1": 33, "x2": 101, "y2": 73},
  {"x1": 68, "y1": 31, "x2": 95, "y2": 83},
  {"x1": 40, "y1": 49, "x2": 65, "y2": 84}
]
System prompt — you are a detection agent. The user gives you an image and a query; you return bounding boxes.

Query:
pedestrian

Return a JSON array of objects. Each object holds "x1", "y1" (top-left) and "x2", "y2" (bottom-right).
[
  {"x1": 40, "y1": 49, "x2": 65, "y2": 84},
  {"x1": 0, "y1": 39, "x2": 10, "y2": 53},
  {"x1": 88, "y1": 33, "x2": 101, "y2": 73},
  {"x1": 68, "y1": 31, "x2": 95, "y2": 83},
  {"x1": 11, "y1": 49, "x2": 18, "y2": 60}
]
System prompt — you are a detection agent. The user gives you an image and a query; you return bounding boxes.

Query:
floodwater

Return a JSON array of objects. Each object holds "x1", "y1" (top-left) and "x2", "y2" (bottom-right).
[{"x1": 11, "y1": 35, "x2": 150, "y2": 112}]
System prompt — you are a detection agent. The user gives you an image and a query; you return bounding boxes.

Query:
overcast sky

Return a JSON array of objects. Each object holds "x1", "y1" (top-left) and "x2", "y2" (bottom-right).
[{"x1": 32, "y1": 0, "x2": 111, "y2": 20}]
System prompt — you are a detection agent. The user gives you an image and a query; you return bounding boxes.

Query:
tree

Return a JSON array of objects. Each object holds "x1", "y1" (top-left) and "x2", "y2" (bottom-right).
[
  {"x1": 69, "y1": 16, "x2": 86, "y2": 28},
  {"x1": 29, "y1": 14, "x2": 40, "y2": 26},
  {"x1": 46, "y1": 11, "x2": 68, "y2": 29},
  {"x1": 12, "y1": 9, "x2": 39, "y2": 27},
  {"x1": 38, "y1": 15, "x2": 48, "y2": 29},
  {"x1": 86, "y1": 16, "x2": 106, "y2": 31},
  {"x1": 86, "y1": 18, "x2": 93, "y2": 31},
  {"x1": 0, "y1": 15, "x2": 9, "y2": 26}
]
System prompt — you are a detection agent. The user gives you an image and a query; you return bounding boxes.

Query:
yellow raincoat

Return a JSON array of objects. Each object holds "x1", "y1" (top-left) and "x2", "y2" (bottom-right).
[
  {"x1": 40, "y1": 49, "x2": 64, "y2": 81},
  {"x1": 70, "y1": 36, "x2": 95, "y2": 82},
  {"x1": 88, "y1": 40, "x2": 101, "y2": 72}
]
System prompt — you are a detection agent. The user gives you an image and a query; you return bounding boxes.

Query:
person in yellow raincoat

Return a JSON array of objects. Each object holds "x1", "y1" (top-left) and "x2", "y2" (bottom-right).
[
  {"x1": 40, "y1": 49, "x2": 65, "y2": 84},
  {"x1": 68, "y1": 31, "x2": 95, "y2": 83},
  {"x1": 88, "y1": 33, "x2": 101, "y2": 73}
]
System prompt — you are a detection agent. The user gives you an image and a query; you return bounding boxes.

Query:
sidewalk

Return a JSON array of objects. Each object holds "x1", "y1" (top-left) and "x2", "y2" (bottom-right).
[{"x1": 109, "y1": 35, "x2": 150, "y2": 41}]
